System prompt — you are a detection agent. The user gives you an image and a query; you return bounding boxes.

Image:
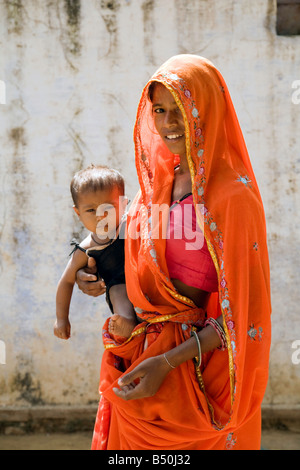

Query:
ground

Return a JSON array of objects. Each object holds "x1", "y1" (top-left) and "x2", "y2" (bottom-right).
[{"x1": 0, "y1": 429, "x2": 299, "y2": 450}]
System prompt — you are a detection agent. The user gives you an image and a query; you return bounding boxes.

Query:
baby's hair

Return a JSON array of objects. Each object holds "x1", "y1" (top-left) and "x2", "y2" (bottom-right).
[{"x1": 70, "y1": 164, "x2": 125, "y2": 207}]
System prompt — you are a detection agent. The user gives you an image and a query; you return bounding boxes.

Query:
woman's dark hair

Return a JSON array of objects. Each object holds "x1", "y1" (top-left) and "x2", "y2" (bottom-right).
[
  {"x1": 148, "y1": 81, "x2": 157, "y2": 102},
  {"x1": 70, "y1": 164, "x2": 125, "y2": 207}
]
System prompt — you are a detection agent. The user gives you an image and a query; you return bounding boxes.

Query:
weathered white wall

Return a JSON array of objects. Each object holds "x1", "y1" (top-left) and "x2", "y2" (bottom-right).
[{"x1": 0, "y1": 0, "x2": 299, "y2": 409}]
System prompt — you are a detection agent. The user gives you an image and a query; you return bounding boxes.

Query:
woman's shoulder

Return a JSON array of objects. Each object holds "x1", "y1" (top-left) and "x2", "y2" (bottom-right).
[{"x1": 211, "y1": 178, "x2": 264, "y2": 227}]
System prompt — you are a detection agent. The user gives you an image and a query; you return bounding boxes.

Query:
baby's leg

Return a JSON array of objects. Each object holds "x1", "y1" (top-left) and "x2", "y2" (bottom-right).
[{"x1": 108, "y1": 284, "x2": 138, "y2": 339}]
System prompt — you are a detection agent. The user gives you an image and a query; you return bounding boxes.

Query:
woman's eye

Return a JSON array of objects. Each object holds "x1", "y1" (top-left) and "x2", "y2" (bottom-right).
[{"x1": 153, "y1": 107, "x2": 164, "y2": 114}]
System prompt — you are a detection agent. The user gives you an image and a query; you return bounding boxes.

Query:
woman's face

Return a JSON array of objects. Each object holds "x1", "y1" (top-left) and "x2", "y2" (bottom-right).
[{"x1": 151, "y1": 83, "x2": 186, "y2": 158}]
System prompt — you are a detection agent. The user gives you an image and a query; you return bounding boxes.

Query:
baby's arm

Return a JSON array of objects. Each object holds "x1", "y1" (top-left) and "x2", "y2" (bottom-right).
[{"x1": 54, "y1": 247, "x2": 88, "y2": 340}]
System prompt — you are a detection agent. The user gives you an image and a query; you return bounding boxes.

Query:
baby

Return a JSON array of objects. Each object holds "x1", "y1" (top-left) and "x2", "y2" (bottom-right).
[{"x1": 54, "y1": 164, "x2": 137, "y2": 341}]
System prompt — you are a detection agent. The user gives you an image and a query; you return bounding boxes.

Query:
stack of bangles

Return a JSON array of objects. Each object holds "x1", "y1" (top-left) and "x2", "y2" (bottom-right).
[
  {"x1": 190, "y1": 318, "x2": 227, "y2": 369},
  {"x1": 164, "y1": 318, "x2": 228, "y2": 370},
  {"x1": 204, "y1": 317, "x2": 227, "y2": 351}
]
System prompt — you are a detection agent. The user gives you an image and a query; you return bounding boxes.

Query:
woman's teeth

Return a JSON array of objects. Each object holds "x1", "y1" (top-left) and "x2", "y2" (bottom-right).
[{"x1": 166, "y1": 134, "x2": 183, "y2": 140}]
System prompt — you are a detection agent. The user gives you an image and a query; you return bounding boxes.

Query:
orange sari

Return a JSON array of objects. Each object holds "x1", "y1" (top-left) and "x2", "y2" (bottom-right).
[{"x1": 92, "y1": 55, "x2": 271, "y2": 450}]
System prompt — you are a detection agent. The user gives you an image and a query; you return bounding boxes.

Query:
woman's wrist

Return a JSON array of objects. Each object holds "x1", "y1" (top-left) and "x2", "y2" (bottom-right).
[
  {"x1": 163, "y1": 352, "x2": 176, "y2": 370},
  {"x1": 162, "y1": 317, "x2": 224, "y2": 369}
]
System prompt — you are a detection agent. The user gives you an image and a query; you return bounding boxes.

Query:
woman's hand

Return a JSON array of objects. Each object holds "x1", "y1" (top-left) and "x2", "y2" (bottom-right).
[
  {"x1": 76, "y1": 256, "x2": 106, "y2": 297},
  {"x1": 113, "y1": 354, "x2": 173, "y2": 401}
]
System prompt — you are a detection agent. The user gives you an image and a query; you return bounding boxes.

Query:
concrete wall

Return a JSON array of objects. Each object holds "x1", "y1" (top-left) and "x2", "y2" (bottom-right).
[{"x1": 0, "y1": 0, "x2": 299, "y2": 411}]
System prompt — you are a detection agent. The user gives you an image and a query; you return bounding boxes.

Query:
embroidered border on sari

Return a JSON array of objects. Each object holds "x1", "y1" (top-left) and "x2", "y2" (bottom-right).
[{"x1": 151, "y1": 79, "x2": 236, "y2": 413}]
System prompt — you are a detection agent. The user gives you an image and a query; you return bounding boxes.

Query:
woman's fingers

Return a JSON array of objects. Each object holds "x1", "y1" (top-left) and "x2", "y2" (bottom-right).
[
  {"x1": 112, "y1": 356, "x2": 170, "y2": 401},
  {"x1": 118, "y1": 367, "x2": 143, "y2": 387},
  {"x1": 113, "y1": 364, "x2": 147, "y2": 400},
  {"x1": 75, "y1": 261, "x2": 106, "y2": 297},
  {"x1": 77, "y1": 277, "x2": 106, "y2": 296},
  {"x1": 113, "y1": 382, "x2": 136, "y2": 400},
  {"x1": 113, "y1": 382, "x2": 146, "y2": 401}
]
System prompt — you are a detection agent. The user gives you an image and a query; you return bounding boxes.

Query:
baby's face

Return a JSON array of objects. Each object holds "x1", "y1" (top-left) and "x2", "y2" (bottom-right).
[{"x1": 74, "y1": 187, "x2": 127, "y2": 240}]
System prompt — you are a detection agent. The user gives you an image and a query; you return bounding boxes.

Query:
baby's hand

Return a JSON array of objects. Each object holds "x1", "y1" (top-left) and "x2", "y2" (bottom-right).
[{"x1": 54, "y1": 319, "x2": 71, "y2": 340}]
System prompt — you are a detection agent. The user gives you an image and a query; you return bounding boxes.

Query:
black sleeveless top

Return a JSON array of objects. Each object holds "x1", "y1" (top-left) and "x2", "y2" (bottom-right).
[
  {"x1": 87, "y1": 235, "x2": 125, "y2": 291},
  {"x1": 70, "y1": 223, "x2": 126, "y2": 312}
]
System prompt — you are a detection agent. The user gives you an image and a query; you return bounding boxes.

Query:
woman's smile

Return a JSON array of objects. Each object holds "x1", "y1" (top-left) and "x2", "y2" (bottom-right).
[
  {"x1": 151, "y1": 83, "x2": 186, "y2": 158},
  {"x1": 165, "y1": 133, "x2": 185, "y2": 141}
]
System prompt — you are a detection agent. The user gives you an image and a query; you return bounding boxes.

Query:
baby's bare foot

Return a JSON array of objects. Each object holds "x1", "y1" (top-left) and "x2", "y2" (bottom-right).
[{"x1": 109, "y1": 314, "x2": 137, "y2": 339}]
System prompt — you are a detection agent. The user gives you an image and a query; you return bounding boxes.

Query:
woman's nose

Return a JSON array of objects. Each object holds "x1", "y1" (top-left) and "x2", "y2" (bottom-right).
[{"x1": 164, "y1": 110, "x2": 178, "y2": 127}]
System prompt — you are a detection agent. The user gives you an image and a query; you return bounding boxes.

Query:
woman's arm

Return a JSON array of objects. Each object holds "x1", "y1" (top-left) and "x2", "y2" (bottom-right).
[
  {"x1": 166, "y1": 315, "x2": 224, "y2": 367},
  {"x1": 113, "y1": 316, "x2": 223, "y2": 400}
]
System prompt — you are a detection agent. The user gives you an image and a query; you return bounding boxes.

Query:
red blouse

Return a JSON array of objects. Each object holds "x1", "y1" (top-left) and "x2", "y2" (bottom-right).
[{"x1": 165, "y1": 194, "x2": 218, "y2": 292}]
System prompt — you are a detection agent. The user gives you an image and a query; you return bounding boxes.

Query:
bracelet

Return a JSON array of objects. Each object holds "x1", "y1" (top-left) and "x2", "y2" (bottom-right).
[
  {"x1": 191, "y1": 330, "x2": 202, "y2": 368},
  {"x1": 163, "y1": 353, "x2": 176, "y2": 369},
  {"x1": 204, "y1": 317, "x2": 227, "y2": 351}
]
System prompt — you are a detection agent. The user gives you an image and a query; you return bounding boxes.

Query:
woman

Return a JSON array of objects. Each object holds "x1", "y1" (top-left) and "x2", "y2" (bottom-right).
[{"x1": 81, "y1": 55, "x2": 271, "y2": 450}]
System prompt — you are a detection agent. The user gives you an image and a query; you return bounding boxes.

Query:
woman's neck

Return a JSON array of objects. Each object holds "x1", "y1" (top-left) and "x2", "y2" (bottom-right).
[{"x1": 172, "y1": 163, "x2": 192, "y2": 202}]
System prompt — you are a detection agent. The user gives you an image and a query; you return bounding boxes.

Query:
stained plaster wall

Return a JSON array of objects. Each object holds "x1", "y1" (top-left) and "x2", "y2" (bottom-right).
[{"x1": 0, "y1": 0, "x2": 299, "y2": 410}]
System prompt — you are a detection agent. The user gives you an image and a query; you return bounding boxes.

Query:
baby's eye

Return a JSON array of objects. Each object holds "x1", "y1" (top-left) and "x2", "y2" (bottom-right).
[{"x1": 86, "y1": 208, "x2": 95, "y2": 213}]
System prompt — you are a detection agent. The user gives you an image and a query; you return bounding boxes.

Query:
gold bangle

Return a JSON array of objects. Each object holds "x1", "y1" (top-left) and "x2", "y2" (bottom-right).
[{"x1": 191, "y1": 330, "x2": 202, "y2": 368}]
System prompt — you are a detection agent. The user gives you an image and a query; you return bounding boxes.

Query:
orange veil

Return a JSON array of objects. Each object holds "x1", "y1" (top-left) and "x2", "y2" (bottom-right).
[{"x1": 92, "y1": 55, "x2": 271, "y2": 450}]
